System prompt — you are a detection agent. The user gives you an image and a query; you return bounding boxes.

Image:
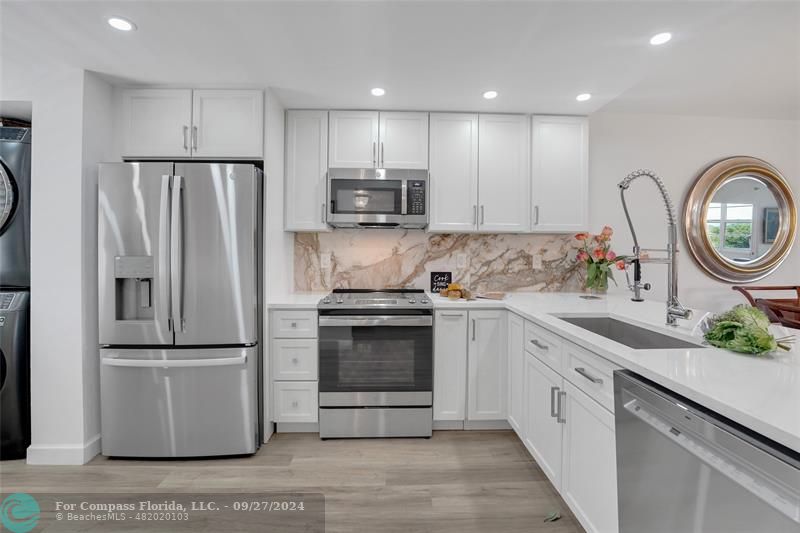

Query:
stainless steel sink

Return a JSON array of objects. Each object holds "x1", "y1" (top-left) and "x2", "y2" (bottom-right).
[{"x1": 554, "y1": 315, "x2": 704, "y2": 350}]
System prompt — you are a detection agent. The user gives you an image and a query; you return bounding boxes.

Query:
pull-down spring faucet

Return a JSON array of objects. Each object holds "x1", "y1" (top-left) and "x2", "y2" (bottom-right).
[{"x1": 618, "y1": 169, "x2": 692, "y2": 326}]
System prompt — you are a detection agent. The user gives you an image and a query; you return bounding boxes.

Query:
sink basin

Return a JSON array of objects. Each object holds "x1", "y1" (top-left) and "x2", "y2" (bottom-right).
[{"x1": 554, "y1": 315, "x2": 704, "y2": 350}]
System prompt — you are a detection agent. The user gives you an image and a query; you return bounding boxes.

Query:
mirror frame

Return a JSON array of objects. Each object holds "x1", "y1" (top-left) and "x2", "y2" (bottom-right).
[{"x1": 684, "y1": 156, "x2": 797, "y2": 283}]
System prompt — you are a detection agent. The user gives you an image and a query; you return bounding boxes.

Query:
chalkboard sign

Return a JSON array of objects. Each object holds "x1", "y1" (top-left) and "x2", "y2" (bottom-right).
[{"x1": 430, "y1": 272, "x2": 452, "y2": 293}]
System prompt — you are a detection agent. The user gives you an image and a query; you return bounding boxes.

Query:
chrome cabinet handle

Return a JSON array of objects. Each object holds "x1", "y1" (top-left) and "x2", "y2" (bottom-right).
[
  {"x1": 530, "y1": 339, "x2": 549, "y2": 351},
  {"x1": 321, "y1": 203, "x2": 326, "y2": 224},
  {"x1": 550, "y1": 386, "x2": 560, "y2": 418},
  {"x1": 291, "y1": 400, "x2": 299, "y2": 408},
  {"x1": 182, "y1": 125, "x2": 189, "y2": 151},
  {"x1": 472, "y1": 319, "x2": 476, "y2": 341},
  {"x1": 440, "y1": 313, "x2": 464, "y2": 318},
  {"x1": 473, "y1": 205, "x2": 478, "y2": 225},
  {"x1": 574, "y1": 367, "x2": 603, "y2": 384},
  {"x1": 557, "y1": 391, "x2": 567, "y2": 423},
  {"x1": 372, "y1": 142, "x2": 376, "y2": 167},
  {"x1": 380, "y1": 142, "x2": 384, "y2": 167},
  {"x1": 191, "y1": 125, "x2": 198, "y2": 151},
  {"x1": 480, "y1": 205, "x2": 485, "y2": 225},
  {"x1": 534, "y1": 205, "x2": 540, "y2": 225}
]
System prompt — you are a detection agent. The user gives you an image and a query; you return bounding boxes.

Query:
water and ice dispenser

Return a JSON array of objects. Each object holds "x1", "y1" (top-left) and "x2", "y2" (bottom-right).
[{"x1": 114, "y1": 256, "x2": 155, "y2": 320}]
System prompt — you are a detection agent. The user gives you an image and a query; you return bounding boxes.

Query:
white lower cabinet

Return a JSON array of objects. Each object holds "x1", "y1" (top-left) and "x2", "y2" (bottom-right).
[
  {"x1": 561, "y1": 381, "x2": 618, "y2": 533},
  {"x1": 273, "y1": 381, "x2": 318, "y2": 423},
  {"x1": 512, "y1": 320, "x2": 619, "y2": 533},
  {"x1": 467, "y1": 310, "x2": 507, "y2": 420},
  {"x1": 507, "y1": 313, "x2": 525, "y2": 433},
  {"x1": 434, "y1": 310, "x2": 468, "y2": 421},
  {"x1": 524, "y1": 352, "x2": 563, "y2": 488}
]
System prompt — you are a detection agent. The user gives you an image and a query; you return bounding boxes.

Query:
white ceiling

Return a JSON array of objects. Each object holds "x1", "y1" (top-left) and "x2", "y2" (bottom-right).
[{"x1": 1, "y1": 1, "x2": 798, "y2": 119}]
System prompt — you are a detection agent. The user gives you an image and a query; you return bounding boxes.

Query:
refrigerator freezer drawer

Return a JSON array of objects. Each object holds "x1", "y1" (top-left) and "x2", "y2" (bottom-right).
[{"x1": 100, "y1": 347, "x2": 258, "y2": 457}]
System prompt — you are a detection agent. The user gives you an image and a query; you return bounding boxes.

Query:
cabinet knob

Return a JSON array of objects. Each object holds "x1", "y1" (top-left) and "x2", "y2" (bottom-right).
[
  {"x1": 291, "y1": 400, "x2": 299, "y2": 408},
  {"x1": 292, "y1": 357, "x2": 299, "y2": 364},
  {"x1": 290, "y1": 322, "x2": 297, "y2": 328}
]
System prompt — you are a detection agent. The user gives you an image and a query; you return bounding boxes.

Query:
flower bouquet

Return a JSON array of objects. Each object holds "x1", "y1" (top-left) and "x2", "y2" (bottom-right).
[{"x1": 575, "y1": 226, "x2": 627, "y2": 294}]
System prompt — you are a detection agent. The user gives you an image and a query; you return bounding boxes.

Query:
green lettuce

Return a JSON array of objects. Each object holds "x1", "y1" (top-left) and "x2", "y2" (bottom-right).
[{"x1": 703, "y1": 305, "x2": 778, "y2": 355}]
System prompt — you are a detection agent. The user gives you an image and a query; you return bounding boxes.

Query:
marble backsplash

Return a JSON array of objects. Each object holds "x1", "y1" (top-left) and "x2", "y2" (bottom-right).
[{"x1": 294, "y1": 230, "x2": 584, "y2": 293}]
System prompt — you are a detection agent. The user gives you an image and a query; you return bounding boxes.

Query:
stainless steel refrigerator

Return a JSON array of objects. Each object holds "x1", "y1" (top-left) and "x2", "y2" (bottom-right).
[{"x1": 98, "y1": 162, "x2": 262, "y2": 457}]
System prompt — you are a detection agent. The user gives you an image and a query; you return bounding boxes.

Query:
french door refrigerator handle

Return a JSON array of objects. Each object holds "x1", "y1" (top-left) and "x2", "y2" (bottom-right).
[
  {"x1": 102, "y1": 355, "x2": 247, "y2": 368},
  {"x1": 170, "y1": 175, "x2": 185, "y2": 332},
  {"x1": 159, "y1": 175, "x2": 173, "y2": 331}
]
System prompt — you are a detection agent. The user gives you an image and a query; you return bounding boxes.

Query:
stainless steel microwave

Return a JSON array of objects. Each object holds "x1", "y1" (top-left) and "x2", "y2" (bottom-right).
[{"x1": 327, "y1": 168, "x2": 428, "y2": 229}]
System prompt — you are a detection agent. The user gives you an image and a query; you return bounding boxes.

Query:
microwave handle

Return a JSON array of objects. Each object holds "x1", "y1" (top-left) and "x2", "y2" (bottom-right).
[{"x1": 401, "y1": 180, "x2": 408, "y2": 215}]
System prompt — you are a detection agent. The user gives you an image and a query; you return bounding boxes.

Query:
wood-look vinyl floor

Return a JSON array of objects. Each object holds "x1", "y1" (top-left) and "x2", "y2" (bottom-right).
[{"x1": 0, "y1": 430, "x2": 585, "y2": 533}]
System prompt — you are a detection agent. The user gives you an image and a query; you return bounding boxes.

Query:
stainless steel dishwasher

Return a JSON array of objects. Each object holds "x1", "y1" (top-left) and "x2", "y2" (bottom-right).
[{"x1": 614, "y1": 370, "x2": 799, "y2": 533}]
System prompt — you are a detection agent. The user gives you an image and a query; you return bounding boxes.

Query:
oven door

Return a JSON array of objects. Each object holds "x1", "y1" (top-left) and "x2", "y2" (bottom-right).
[{"x1": 318, "y1": 313, "x2": 433, "y2": 407}]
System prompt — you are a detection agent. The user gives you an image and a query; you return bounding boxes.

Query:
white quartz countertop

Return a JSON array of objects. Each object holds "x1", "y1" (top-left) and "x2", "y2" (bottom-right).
[{"x1": 268, "y1": 291, "x2": 800, "y2": 452}]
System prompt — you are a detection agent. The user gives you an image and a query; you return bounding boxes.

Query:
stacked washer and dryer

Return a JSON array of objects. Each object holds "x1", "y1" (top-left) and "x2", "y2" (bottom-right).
[{"x1": 0, "y1": 125, "x2": 31, "y2": 459}]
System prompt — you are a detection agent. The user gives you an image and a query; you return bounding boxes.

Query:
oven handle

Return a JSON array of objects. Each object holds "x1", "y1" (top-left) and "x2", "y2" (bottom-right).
[{"x1": 319, "y1": 315, "x2": 433, "y2": 327}]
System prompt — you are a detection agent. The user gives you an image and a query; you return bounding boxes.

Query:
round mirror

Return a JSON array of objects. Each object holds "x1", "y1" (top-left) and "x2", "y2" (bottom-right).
[{"x1": 684, "y1": 157, "x2": 797, "y2": 282}]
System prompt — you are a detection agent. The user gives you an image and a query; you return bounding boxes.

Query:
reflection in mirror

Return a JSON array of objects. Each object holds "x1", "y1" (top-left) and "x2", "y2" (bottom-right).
[{"x1": 703, "y1": 176, "x2": 779, "y2": 265}]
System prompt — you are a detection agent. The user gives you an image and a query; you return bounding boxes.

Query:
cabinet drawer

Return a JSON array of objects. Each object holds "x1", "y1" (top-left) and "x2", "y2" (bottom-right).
[
  {"x1": 272, "y1": 339, "x2": 318, "y2": 380},
  {"x1": 273, "y1": 381, "x2": 318, "y2": 423},
  {"x1": 524, "y1": 321, "x2": 563, "y2": 373},
  {"x1": 563, "y1": 342, "x2": 621, "y2": 413},
  {"x1": 271, "y1": 310, "x2": 318, "y2": 338}
]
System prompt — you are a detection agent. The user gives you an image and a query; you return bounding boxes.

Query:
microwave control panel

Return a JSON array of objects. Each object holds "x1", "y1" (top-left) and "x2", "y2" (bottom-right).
[{"x1": 407, "y1": 181, "x2": 426, "y2": 215}]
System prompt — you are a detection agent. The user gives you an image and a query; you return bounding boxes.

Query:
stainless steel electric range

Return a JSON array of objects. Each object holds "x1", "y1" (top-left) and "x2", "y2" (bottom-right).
[{"x1": 317, "y1": 289, "x2": 433, "y2": 438}]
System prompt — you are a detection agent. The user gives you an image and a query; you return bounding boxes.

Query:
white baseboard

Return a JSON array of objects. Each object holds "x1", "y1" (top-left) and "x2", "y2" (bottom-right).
[
  {"x1": 464, "y1": 420, "x2": 511, "y2": 430},
  {"x1": 433, "y1": 420, "x2": 464, "y2": 430},
  {"x1": 26, "y1": 434, "x2": 101, "y2": 465},
  {"x1": 276, "y1": 422, "x2": 319, "y2": 433}
]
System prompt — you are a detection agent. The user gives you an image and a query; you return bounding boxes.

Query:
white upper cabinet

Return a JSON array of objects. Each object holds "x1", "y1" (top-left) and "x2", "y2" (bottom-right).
[
  {"x1": 191, "y1": 90, "x2": 263, "y2": 158},
  {"x1": 531, "y1": 115, "x2": 588, "y2": 232},
  {"x1": 121, "y1": 89, "x2": 192, "y2": 158},
  {"x1": 328, "y1": 111, "x2": 379, "y2": 168},
  {"x1": 467, "y1": 310, "x2": 507, "y2": 421},
  {"x1": 285, "y1": 110, "x2": 329, "y2": 232},
  {"x1": 433, "y1": 310, "x2": 468, "y2": 421},
  {"x1": 478, "y1": 114, "x2": 531, "y2": 233},
  {"x1": 428, "y1": 113, "x2": 479, "y2": 232},
  {"x1": 121, "y1": 89, "x2": 263, "y2": 159},
  {"x1": 378, "y1": 112, "x2": 429, "y2": 169}
]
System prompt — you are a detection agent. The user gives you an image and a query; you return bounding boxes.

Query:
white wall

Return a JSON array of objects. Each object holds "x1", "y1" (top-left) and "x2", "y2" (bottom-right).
[
  {"x1": 0, "y1": 60, "x2": 101, "y2": 463},
  {"x1": 588, "y1": 111, "x2": 800, "y2": 312},
  {"x1": 80, "y1": 71, "x2": 114, "y2": 449}
]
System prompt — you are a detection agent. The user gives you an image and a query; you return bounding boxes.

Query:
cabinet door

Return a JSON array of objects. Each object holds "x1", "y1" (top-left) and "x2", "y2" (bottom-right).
[
  {"x1": 378, "y1": 112, "x2": 429, "y2": 169},
  {"x1": 561, "y1": 381, "x2": 619, "y2": 533},
  {"x1": 531, "y1": 116, "x2": 588, "y2": 232},
  {"x1": 273, "y1": 381, "x2": 319, "y2": 423},
  {"x1": 524, "y1": 352, "x2": 563, "y2": 489},
  {"x1": 285, "y1": 110, "x2": 329, "y2": 231},
  {"x1": 477, "y1": 114, "x2": 530, "y2": 233},
  {"x1": 433, "y1": 311, "x2": 468, "y2": 421},
  {"x1": 191, "y1": 90, "x2": 263, "y2": 158},
  {"x1": 329, "y1": 110, "x2": 379, "y2": 168},
  {"x1": 507, "y1": 313, "x2": 525, "y2": 435},
  {"x1": 428, "y1": 113, "x2": 479, "y2": 232},
  {"x1": 121, "y1": 89, "x2": 192, "y2": 158},
  {"x1": 467, "y1": 310, "x2": 507, "y2": 420}
]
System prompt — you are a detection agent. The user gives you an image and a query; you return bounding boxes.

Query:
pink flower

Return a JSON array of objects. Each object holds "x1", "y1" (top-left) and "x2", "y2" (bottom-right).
[
  {"x1": 592, "y1": 247, "x2": 605, "y2": 260},
  {"x1": 601, "y1": 225, "x2": 613, "y2": 237},
  {"x1": 576, "y1": 250, "x2": 589, "y2": 262},
  {"x1": 574, "y1": 232, "x2": 589, "y2": 241},
  {"x1": 606, "y1": 251, "x2": 617, "y2": 261},
  {"x1": 615, "y1": 259, "x2": 626, "y2": 270}
]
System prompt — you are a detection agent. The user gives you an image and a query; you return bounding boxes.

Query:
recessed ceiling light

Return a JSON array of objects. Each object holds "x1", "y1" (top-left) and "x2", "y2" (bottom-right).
[
  {"x1": 483, "y1": 90, "x2": 498, "y2": 100},
  {"x1": 108, "y1": 17, "x2": 136, "y2": 31},
  {"x1": 371, "y1": 88, "x2": 385, "y2": 96},
  {"x1": 576, "y1": 93, "x2": 592, "y2": 102},
  {"x1": 649, "y1": 32, "x2": 672, "y2": 46}
]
